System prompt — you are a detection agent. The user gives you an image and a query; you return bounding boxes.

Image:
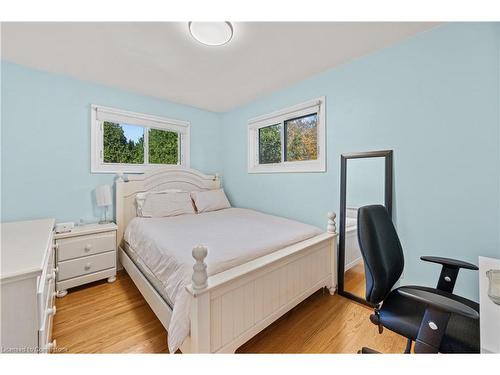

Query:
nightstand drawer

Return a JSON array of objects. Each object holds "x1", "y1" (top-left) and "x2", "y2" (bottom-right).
[
  {"x1": 57, "y1": 268, "x2": 116, "y2": 292},
  {"x1": 57, "y1": 231, "x2": 115, "y2": 261},
  {"x1": 57, "y1": 251, "x2": 116, "y2": 281}
]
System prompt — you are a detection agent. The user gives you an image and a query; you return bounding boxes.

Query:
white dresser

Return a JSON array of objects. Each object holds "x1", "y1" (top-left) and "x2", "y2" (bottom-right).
[
  {"x1": 479, "y1": 256, "x2": 500, "y2": 353},
  {"x1": 0, "y1": 219, "x2": 57, "y2": 353}
]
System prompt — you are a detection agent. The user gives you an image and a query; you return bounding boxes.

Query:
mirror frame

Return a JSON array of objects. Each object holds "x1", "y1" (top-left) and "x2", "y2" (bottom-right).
[{"x1": 338, "y1": 150, "x2": 393, "y2": 306}]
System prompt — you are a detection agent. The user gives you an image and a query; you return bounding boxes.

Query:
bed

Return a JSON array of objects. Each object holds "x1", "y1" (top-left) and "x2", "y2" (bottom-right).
[{"x1": 115, "y1": 167, "x2": 338, "y2": 353}]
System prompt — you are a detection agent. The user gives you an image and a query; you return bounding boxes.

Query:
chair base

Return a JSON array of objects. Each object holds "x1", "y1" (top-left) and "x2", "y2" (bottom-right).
[
  {"x1": 358, "y1": 339, "x2": 412, "y2": 354},
  {"x1": 404, "y1": 338, "x2": 412, "y2": 353},
  {"x1": 358, "y1": 347, "x2": 380, "y2": 354}
]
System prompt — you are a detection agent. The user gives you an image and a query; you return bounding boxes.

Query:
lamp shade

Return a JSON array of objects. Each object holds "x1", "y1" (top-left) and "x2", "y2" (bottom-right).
[
  {"x1": 96, "y1": 184, "x2": 112, "y2": 207},
  {"x1": 486, "y1": 269, "x2": 500, "y2": 305}
]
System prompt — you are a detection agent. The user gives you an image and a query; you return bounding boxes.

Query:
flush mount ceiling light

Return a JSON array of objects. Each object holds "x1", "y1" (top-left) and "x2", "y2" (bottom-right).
[{"x1": 188, "y1": 22, "x2": 233, "y2": 46}]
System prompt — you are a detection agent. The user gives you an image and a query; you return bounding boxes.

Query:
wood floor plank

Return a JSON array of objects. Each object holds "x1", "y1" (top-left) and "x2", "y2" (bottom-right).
[{"x1": 53, "y1": 271, "x2": 405, "y2": 354}]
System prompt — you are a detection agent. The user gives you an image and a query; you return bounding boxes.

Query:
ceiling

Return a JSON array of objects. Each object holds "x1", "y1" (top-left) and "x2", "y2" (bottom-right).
[{"x1": 1, "y1": 22, "x2": 440, "y2": 112}]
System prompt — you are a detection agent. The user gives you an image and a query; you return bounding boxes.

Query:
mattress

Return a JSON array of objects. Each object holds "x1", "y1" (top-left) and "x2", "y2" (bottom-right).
[
  {"x1": 124, "y1": 207, "x2": 322, "y2": 352},
  {"x1": 123, "y1": 242, "x2": 174, "y2": 308}
]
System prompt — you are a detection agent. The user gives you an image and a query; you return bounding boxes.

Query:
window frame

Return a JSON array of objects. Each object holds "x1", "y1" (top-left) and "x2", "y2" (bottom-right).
[
  {"x1": 91, "y1": 105, "x2": 190, "y2": 174},
  {"x1": 247, "y1": 97, "x2": 326, "y2": 173}
]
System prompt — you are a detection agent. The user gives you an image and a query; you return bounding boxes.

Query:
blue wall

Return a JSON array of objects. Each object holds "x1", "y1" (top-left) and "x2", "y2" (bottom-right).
[
  {"x1": 2, "y1": 23, "x2": 499, "y2": 301},
  {"x1": 1, "y1": 62, "x2": 221, "y2": 223},
  {"x1": 220, "y1": 23, "x2": 500, "y2": 301}
]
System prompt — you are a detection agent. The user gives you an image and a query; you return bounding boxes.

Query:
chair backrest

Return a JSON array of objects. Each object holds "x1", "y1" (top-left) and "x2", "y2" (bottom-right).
[{"x1": 357, "y1": 205, "x2": 405, "y2": 304}]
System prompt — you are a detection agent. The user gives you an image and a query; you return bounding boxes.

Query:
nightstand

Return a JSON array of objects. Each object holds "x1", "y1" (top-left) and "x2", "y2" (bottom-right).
[{"x1": 54, "y1": 223, "x2": 117, "y2": 297}]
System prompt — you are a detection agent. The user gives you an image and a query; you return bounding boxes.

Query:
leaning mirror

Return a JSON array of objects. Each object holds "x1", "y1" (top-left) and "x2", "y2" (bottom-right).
[{"x1": 338, "y1": 150, "x2": 393, "y2": 305}]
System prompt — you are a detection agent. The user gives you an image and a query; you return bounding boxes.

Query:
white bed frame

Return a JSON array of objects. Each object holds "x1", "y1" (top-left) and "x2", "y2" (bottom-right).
[{"x1": 115, "y1": 167, "x2": 338, "y2": 353}]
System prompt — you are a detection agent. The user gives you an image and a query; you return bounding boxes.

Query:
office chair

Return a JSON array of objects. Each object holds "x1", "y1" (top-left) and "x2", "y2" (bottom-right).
[{"x1": 356, "y1": 205, "x2": 480, "y2": 354}]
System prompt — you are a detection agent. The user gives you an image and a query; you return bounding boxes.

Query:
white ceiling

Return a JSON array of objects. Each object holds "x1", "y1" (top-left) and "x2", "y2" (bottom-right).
[{"x1": 1, "y1": 22, "x2": 439, "y2": 112}]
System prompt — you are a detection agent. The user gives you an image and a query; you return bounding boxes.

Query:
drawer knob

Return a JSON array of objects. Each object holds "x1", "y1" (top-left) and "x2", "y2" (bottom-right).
[
  {"x1": 47, "y1": 339, "x2": 57, "y2": 352},
  {"x1": 47, "y1": 305, "x2": 57, "y2": 316},
  {"x1": 84, "y1": 263, "x2": 92, "y2": 271},
  {"x1": 84, "y1": 244, "x2": 92, "y2": 252}
]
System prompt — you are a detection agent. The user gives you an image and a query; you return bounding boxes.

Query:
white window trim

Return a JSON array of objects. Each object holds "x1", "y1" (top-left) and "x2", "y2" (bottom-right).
[
  {"x1": 247, "y1": 96, "x2": 326, "y2": 173},
  {"x1": 91, "y1": 105, "x2": 190, "y2": 174}
]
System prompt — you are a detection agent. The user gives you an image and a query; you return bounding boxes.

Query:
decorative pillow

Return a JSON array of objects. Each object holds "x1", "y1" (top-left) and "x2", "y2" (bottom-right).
[
  {"x1": 191, "y1": 189, "x2": 231, "y2": 213},
  {"x1": 136, "y1": 189, "x2": 194, "y2": 217},
  {"x1": 141, "y1": 191, "x2": 195, "y2": 218}
]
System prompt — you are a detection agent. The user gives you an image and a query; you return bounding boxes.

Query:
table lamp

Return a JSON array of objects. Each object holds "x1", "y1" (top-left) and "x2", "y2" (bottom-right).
[
  {"x1": 486, "y1": 269, "x2": 500, "y2": 305},
  {"x1": 96, "y1": 184, "x2": 112, "y2": 224}
]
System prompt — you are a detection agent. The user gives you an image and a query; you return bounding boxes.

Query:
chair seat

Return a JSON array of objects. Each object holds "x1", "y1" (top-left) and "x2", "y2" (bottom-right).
[{"x1": 379, "y1": 285, "x2": 480, "y2": 353}]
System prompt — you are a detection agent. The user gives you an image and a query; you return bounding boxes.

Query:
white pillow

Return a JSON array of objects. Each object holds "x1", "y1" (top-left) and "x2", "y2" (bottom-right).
[
  {"x1": 135, "y1": 189, "x2": 181, "y2": 216},
  {"x1": 191, "y1": 189, "x2": 231, "y2": 213},
  {"x1": 138, "y1": 190, "x2": 195, "y2": 218}
]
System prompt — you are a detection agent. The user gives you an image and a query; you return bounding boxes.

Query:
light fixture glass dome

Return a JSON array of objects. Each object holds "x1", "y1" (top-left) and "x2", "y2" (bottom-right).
[{"x1": 189, "y1": 22, "x2": 233, "y2": 46}]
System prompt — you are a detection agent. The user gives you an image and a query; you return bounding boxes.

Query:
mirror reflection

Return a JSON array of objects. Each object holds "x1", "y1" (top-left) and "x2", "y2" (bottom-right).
[{"x1": 344, "y1": 157, "x2": 386, "y2": 299}]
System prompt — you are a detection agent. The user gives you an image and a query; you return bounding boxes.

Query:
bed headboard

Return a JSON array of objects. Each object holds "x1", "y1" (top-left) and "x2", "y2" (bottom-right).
[{"x1": 115, "y1": 167, "x2": 221, "y2": 246}]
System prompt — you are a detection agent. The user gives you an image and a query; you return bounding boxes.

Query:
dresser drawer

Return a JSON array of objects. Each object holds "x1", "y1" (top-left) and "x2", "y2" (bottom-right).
[
  {"x1": 37, "y1": 240, "x2": 56, "y2": 327},
  {"x1": 57, "y1": 251, "x2": 116, "y2": 281},
  {"x1": 38, "y1": 277, "x2": 55, "y2": 327},
  {"x1": 56, "y1": 231, "x2": 115, "y2": 261},
  {"x1": 38, "y1": 293, "x2": 56, "y2": 353}
]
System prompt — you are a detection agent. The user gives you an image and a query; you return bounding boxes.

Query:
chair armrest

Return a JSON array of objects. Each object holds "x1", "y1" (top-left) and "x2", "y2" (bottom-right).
[
  {"x1": 397, "y1": 287, "x2": 479, "y2": 320},
  {"x1": 420, "y1": 256, "x2": 478, "y2": 270}
]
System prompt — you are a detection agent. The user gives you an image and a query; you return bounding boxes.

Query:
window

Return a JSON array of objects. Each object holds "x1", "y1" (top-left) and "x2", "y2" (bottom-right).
[
  {"x1": 258, "y1": 124, "x2": 281, "y2": 164},
  {"x1": 91, "y1": 105, "x2": 190, "y2": 173},
  {"x1": 248, "y1": 97, "x2": 325, "y2": 173}
]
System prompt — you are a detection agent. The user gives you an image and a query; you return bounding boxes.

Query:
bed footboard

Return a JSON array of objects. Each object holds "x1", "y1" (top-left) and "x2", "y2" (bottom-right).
[{"x1": 184, "y1": 213, "x2": 337, "y2": 353}]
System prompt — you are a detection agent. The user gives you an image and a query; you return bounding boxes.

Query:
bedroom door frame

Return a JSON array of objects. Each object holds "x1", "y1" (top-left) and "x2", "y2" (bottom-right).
[{"x1": 338, "y1": 149, "x2": 393, "y2": 307}]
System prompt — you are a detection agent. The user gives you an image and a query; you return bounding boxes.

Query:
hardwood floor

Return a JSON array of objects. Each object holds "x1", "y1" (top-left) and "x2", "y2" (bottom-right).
[
  {"x1": 53, "y1": 271, "x2": 406, "y2": 354},
  {"x1": 343, "y1": 262, "x2": 366, "y2": 299}
]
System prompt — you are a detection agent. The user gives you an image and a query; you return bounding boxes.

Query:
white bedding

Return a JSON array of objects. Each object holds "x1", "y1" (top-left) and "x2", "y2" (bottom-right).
[{"x1": 124, "y1": 207, "x2": 322, "y2": 352}]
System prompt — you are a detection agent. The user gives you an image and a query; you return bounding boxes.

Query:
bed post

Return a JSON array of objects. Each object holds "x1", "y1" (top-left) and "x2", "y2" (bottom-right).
[
  {"x1": 189, "y1": 245, "x2": 211, "y2": 352},
  {"x1": 115, "y1": 174, "x2": 125, "y2": 247},
  {"x1": 327, "y1": 212, "x2": 337, "y2": 295},
  {"x1": 192, "y1": 245, "x2": 208, "y2": 290},
  {"x1": 214, "y1": 173, "x2": 222, "y2": 188},
  {"x1": 327, "y1": 212, "x2": 337, "y2": 234}
]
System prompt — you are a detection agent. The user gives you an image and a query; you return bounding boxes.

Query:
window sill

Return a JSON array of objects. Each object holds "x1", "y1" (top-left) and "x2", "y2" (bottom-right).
[
  {"x1": 91, "y1": 163, "x2": 186, "y2": 174},
  {"x1": 248, "y1": 161, "x2": 326, "y2": 174}
]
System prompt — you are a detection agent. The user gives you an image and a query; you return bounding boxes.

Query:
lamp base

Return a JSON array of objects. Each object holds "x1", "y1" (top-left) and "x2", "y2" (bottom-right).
[{"x1": 99, "y1": 205, "x2": 111, "y2": 225}]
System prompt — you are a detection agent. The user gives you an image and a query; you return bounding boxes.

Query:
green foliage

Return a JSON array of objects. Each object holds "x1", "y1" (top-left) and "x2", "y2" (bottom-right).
[
  {"x1": 103, "y1": 122, "x2": 178, "y2": 165},
  {"x1": 103, "y1": 122, "x2": 144, "y2": 164},
  {"x1": 257, "y1": 114, "x2": 318, "y2": 165},
  {"x1": 149, "y1": 128, "x2": 178, "y2": 164},
  {"x1": 285, "y1": 114, "x2": 318, "y2": 161},
  {"x1": 259, "y1": 124, "x2": 281, "y2": 164}
]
